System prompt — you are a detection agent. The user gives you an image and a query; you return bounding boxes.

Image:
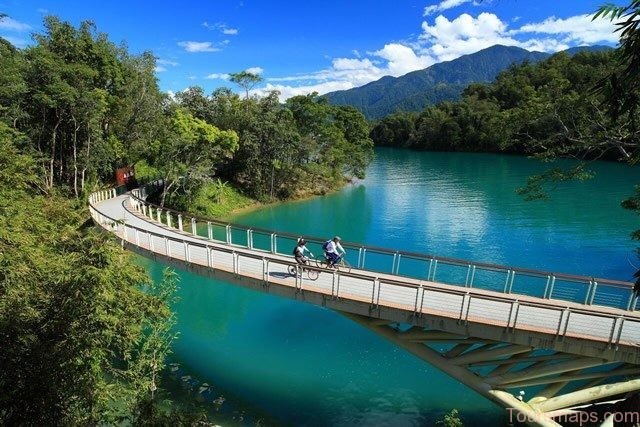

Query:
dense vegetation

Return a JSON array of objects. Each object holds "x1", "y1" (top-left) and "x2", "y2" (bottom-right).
[
  {"x1": 370, "y1": 50, "x2": 636, "y2": 163},
  {"x1": 0, "y1": 13, "x2": 374, "y2": 423},
  {"x1": 0, "y1": 15, "x2": 374, "y2": 215}
]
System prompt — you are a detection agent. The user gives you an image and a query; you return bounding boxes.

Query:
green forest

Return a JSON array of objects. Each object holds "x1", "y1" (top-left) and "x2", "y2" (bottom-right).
[
  {"x1": 0, "y1": 14, "x2": 373, "y2": 424},
  {"x1": 1, "y1": 0, "x2": 640, "y2": 423},
  {"x1": 369, "y1": 49, "x2": 636, "y2": 161}
]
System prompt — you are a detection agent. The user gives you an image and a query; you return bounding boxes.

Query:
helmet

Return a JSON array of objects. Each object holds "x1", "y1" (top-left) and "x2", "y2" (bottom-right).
[
  {"x1": 298, "y1": 238, "x2": 306, "y2": 245},
  {"x1": 333, "y1": 236, "x2": 341, "y2": 241}
]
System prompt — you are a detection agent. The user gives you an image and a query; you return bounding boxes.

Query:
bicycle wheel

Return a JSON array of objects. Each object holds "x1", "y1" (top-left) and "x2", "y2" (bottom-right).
[
  {"x1": 287, "y1": 265, "x2": 297, "y2": 276},
  {"x1": 315, "y1": 257, "x2": 328, "y2": 269},
  {"x1": 307, "y1": 268, "x2": 319, "y2": 281}
]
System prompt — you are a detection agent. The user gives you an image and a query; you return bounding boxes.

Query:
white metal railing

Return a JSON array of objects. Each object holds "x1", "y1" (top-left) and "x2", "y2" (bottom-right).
[
  {"x1": 89, "y1": 188, "x2": 640, "y2": 350},
  {"x1": 127, "y1": 180, "x2": 639, "y2": 312}
]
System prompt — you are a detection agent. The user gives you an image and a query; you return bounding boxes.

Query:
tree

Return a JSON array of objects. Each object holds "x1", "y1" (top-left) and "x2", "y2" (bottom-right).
[
  {"x1": 594, "y1": 1, "x2": 640, "y2": 121},
  {"x1": 138, "y1": 108, "x2": 239, "y2": 207},
  {"x1": 0, "y1": 129, "x2": 179, "y2": 424},
  {"x1": 229, "y1": 70, "x2": 263, "y2": 100}
]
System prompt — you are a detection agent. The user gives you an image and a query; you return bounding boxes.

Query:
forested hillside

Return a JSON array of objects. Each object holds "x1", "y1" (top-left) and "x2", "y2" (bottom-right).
[
  {"x1": 369, "y1": 50, "x2": 632, "y2": 159},
  {"x1": 0, "y1": 14, "x2": 373, "y2": 424},
  {"x1": 325, "y1": 45, "x2": 611, "y2": 120}
]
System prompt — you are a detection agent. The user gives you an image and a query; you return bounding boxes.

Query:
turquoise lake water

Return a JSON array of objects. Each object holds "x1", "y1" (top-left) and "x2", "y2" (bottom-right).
[{"x1": 142, "y1": 148, "x2": 640, "y2": 426}]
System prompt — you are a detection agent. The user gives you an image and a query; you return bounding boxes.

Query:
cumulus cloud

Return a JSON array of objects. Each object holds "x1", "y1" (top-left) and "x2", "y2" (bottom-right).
[
  {"x1": 424, "y1": 0, "x2": 472, "y2": 16},
  {"x1": 258, "y1": 43, "x2": 433, "y2": 100},
  {"x1": 419, "y1": 12, "x2": 618, "y2": 61},
  {"x1": 374, "y1": 43, "x2": 434, "y2": 75},
  {"x1": 0, "y1": 17, "x2": 32, "y2": 32},
  {"x1": 512, "y1": 14, "x2": 619, "y2": 44},
  {"x1": 178, "y1": 41, "x2": 220, "y2": 53},
  {"x1": 252, "y1": 10, "x2": 619, "y2": 101}
]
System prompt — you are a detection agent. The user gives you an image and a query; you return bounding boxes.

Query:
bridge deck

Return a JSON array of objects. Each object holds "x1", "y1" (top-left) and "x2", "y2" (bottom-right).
[{"x1": 90, "y1": 192, "x2": 640, "y2": 363}]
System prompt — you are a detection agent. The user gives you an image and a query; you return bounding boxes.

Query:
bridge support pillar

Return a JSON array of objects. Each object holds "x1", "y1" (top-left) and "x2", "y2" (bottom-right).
[{"x1": 342, "y1": 313, "x2": 640, "y2": 427}]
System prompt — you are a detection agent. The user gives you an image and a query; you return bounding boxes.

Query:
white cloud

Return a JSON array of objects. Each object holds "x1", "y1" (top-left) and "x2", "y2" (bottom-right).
[
  {"x1": 259, "y1": 43, "x2": 433, "y2": 100},
  {"x1": 418, "y1": 12, "x2": 618, "y2": 61},
  {"x1": 206, "y1": 73, "x2": 230, "y2": 80},
  {"x1": 420, "y1": 13, "x2": 517, "y2": 60},
  {"x1": 203, "y1": 21, "x2": 239, "y2": 35},
  {"x1": 251, "y1": 10, "x2": 619, "y2": 102},
  {"x1": 255, "y1": 81, "x2": 356, "y2": 100},
  {"x1": 0, "y1": 17, "x2": 32, "y2": 32},
  {"x1": 178, "y1": 41, "x2": 219, "y2": 53},
  {"x1": 424, "y1": 0, "x2": 472, "y2": 16},
  {"x1": 245, "y1": 66, "x2": 263, "y2": 75},
  {"x1": 155, "y1": 66, "x2": 167, "y2": 72},
  {"x1": 513, "y1": 14, "x2": 619, "y2": 44},
  {"x1": 157, "y1": 58, "x2": 179, "y2": 66},
  {"x1": 374, "y1": 43, "x2": 434, "y2": 75}
]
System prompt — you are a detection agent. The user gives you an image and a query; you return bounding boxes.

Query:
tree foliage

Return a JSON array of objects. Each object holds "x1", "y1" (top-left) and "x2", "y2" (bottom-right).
[{"x1": 0, "y1": 127, "x2": 179, "y2": 424}]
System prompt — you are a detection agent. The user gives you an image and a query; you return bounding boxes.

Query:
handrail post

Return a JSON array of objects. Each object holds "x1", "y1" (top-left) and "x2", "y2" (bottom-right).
[
  {"x1": 226, "y1": 225, "x2": 231, "y2": 244},
  {"x1": 357, "y1": 247, "x2": 363, "y2": 268},
  {"x1": 207, "y1": 221, "x2": 213, "y2": 240},
  {"x1": 588, "y1": 281, "x2": 598, "y2": 305},
  {"x1": 503, "y1": 270, "x2": 511, "y2": 293},
  {"x1": 548, "y1": 276, "x2": 556, "y2": 299},
  {"x1": 431, "y1": 259, "x2": 438, "y2": 281},
  {"x1": 157, "y1": 208, "x2": 162, "y2": 223},
  {"x1": 191, "y1": 218, "x2": 197, "y2": 236},
  {"x1": 141, "y1": 204, "x2": 147, "y2": 216},
  {"x1": 247, "y1": 229, "x2": 253, "y2": 249},
  {"x1": 469, "y1": 265, "x2": 476, "y2": 287},
  {"x1": 370, "y1": 277, "x2": 378, "y2": 305},
  {"x1": 167, "y1": 213, "x2": 172, "y2": 228},
  {"x1": 465, "y1": 264, "x2": 471, "y2": 286},
  {"x1": 395, "y1": 254, "x2": 402, "y2": 275},
  {"x1": 178, "y1": 214, "x2": 183, "y2": 232},
  {"x1": 585, "y1": 280, "x2": 594, "y2": 305},
  {"x1": 392, "y1": 252, "x2": 398, "y2": 275}
]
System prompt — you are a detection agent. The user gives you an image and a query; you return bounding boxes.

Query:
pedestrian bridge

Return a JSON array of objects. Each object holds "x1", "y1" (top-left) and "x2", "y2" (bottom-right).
[{"x1": 90, "y1": 183, "x2": 640, "y2": 427}]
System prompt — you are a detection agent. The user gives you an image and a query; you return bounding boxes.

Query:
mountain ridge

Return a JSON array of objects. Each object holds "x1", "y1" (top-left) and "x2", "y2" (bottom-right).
[{"x1": 323, "y1": 44, "x2": 612, "y2": 119}]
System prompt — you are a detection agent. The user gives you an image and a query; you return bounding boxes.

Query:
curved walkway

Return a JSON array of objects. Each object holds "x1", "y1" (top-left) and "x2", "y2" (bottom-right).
[{"x1": 89, "y1": 188, "x2": 640, "y2": 364}]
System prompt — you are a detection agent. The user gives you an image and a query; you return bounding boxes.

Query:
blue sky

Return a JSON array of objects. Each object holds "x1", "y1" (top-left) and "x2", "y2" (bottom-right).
[{"x1": 0, "y1": 0, "x2": 625, "y2": 99}]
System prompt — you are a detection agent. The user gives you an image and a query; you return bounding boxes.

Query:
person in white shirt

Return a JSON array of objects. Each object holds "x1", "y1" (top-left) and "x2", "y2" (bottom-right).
[
  {"x1": 323, "y1": 236, "x2": 345, "y2": 267},
  {"x1": 294, "y1": 238, "x2": 313, "y2": 265}
]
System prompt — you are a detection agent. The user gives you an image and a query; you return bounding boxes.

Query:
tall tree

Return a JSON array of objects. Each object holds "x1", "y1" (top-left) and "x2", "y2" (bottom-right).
[
  {"x1": 229, "y1": 71, "x2": 263, "y2": 100},
  {"x1": 136, "y1": 108, "x2": 239, "y2": 207}
]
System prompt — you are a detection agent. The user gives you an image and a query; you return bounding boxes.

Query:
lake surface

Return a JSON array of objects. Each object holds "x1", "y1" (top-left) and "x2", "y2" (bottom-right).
[{"x1": 143, "y1": 148, "x2": 640, "y2": 426}]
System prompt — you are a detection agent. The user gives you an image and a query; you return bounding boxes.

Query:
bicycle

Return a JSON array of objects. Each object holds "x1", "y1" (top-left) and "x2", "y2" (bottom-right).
[
  {"x1": 315, "y1": 253, "x2": 352, "y2": 273},
  {"x1": 287, "y1": 261, "x2": 319, "y2": 281}
]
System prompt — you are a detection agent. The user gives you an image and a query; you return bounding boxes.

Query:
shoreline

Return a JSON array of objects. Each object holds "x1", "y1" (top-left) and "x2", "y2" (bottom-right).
[{"x1": 218, "y1": 180, "x2": 352, "y2": 222}]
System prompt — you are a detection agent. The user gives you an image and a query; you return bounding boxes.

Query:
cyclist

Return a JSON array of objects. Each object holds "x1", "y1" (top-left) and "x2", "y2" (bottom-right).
[
  {"x1": 322, "y1": 236, "x2": 345, "y2": 268},
  {"x1": 293, "y1": 238, "x2": 313, "y2": 265}
]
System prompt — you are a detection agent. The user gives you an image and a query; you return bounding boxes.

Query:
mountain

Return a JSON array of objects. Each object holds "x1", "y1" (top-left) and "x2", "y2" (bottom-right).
[{"x1": 323, "y1": 44, "x2": 611, "y2": 120}]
